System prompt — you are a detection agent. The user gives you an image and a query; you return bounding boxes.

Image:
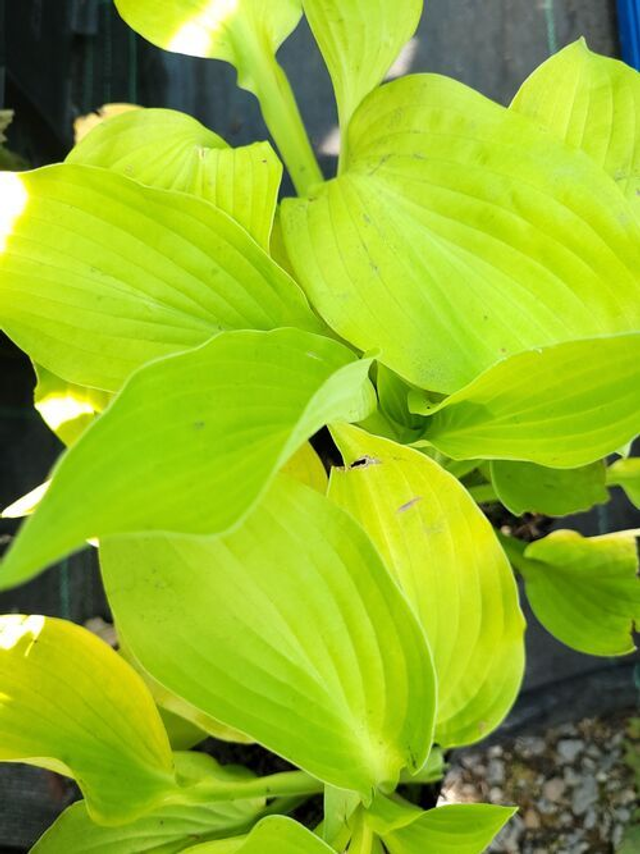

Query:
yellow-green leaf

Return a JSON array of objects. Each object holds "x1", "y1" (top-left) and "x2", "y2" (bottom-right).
[
  {"x1": 0, "y1": 328, "x2": 374, "y2": 590},
  {"x1": 302, "y1": 0, "x2": 423, "y2": 133},
  {"x1": 329, "y1": 425, "x2": 525, "y2": 747},
  {"x1": 101, "y1": 475, "x2": 436, "y2": 798},
  {"x1": 512, "y1": 39, "x2": 640, "y2": 219},
  {"x1": 68, "y1": 109, "x2": 282, "y2": 250},
  {"x1": 0, "y1": 615, "x2": 175, "y2": 824},
  {"x1": 31, "y1": 753, "x2": 262, "y2": 854},
  {"x1": 282, "y1": 75, "x2": 640, "y2": 394},
  {"x1": 517, "y1": 530, "x2": 640, "y2": 657},
  {"x1": 415, "y1": 334, "x2": 640, "y2": 468},
  {"x1": 490, "y1": 460, "x2": 608, "y2": 517},
  {"x1": 0, "y1": 165, "x2": 322, "y2": 392},
  {"x1": 367, "y1": 797, "x2": 516, "y2": 854},
  {"x1": 607, "y1": 457, "x2": 640, "y2": 508},
  {"x1": 281, "y1": 442, "x2": 328, "y2": 492},
  {"x1": 182, "y1": 817, "x2": 335, "y2": 853},
  {"x1": 34, "y1": 364, "x2": 111, "y2": 446}
]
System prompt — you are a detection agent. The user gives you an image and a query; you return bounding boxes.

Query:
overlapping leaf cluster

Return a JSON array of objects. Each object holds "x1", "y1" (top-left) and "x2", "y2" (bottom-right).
[{"x1": 0, "y1": 2, "x2": 638, "y2": 851}]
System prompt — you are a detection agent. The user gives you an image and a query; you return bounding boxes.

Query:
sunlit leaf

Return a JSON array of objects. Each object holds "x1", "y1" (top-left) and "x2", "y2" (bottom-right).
[
  {"x1": 282, "y1": 75, "x2": 640, "y2": 393},
  {"x1": 490, "y1": 460, "x2": 608, "y2": 517},
  {"x1": 607, "y1": 457, "x2": 640, "y2": 508},
  {"x1": 101, "y1": 475, "x2": 436, "y2": 798},
  {"x1": 413, "y1": 334, "x2": 640, "y2": 467},
  {"x1": 2, "y1": 480, "x2": 49, "y2": 520},
  {"x1": 281, "y1": 442, "x2": 328, "y2": 492},
  {"x1": 0, "y1": 615, "x2": 175, "y2": 823},
  {"x1": 182, "y1": 816, "x2": 335, "y2": 853},
  {"x1": 74, "y1": 103, "x2": 141, "y2": 144},
  {"x1": 329, "y1": 425, "x2": 525, "y2": 747},
  {"x1": 513, "y1": 529, "x2": 640, "y2": 656},
  {"x1": 34, "y1": 364, "x2": 111, "y2": 446},
  {"x1": 512, "y1": 39, "x2": 640, "y2": 218},
  {"x1": 302, "y1": 0, "x2": 422, "y2": 132},
  {"x1": 0, "y1": 165, "x2": 322, "y2": 392},
  {"x1": 367, "y1": 796, "x2": 516, "y2": 854},
  {"x1": 31, "y1": 753, "x2": 261, "y2": 854},
  {"x1": 68, "y1": 109, "x2": 282, "y2": 249},
  {"x1": 0, "y1": 328, "x2": 374, "y2": 590},
  {"x1": 114, "y1": 0, "x2": 302, "y2": 95}
]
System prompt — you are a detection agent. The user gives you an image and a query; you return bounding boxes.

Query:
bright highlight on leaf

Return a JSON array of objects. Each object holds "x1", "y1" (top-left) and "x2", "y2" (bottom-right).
[
  {"x1": 329, "y1": 425, "x2": 525, "y2": 747},
  {"x1": 0, "y1": 164, "x2": 322, "y2": 392},
  {"x1": 303, "y1": 0, "x2": 423, "y2": 134},
  {"x1": 0, "y1": 172, "x2": 28, "y2": 253},
  {"x1": 0, "y1": 615, "x2": 175, "y2": 824},
  {"x1": 34, "y1": 364, "x2": 111, "y2": 446},
  {"x1": 101, "y1": 475, "x2": 436, "y2": 798},
  {"x1": 282, "y1": 75, "x2": 640, "y2": 393},
  {"x1": 68, "y1": 109, "x2": 282, "y2": 250},
  {"x1": 415, "y1": 334, "x2": 640, "y2": 467},
  {"x1": 0, "y1": 328, "x2": 374, "y2": 590},
  {"x1": 512, "y1": 530, "x2": 640, "y2": 657},
  {"x1": 512, "y1": 39, "x2": 640, "y2": 219}
]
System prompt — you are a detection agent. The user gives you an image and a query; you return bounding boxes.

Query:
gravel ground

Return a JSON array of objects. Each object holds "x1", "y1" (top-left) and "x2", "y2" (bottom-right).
[{"x1": 442, "y1": 714, "x2": 639, "y2": 854}]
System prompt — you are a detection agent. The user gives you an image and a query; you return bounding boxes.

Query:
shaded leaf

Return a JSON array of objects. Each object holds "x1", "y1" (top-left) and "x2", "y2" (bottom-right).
[
  {"x1": 0, "y1": 328, "x2": 374, "y2": 590},
  {"x1": 367, "y1": 796, "x2": 516, "y2": 854},
  {"x1": 101, "y1": 475, "x2": 436, "y2": 798},
  {"x1": 607, "y1": 457, "x2": 640, "y2": 508},
  {"x1": 414, "y1": 334, "x2": 640, "y2": 468},
  {"x1": 490, "y1": 459, "x2": 608, "y2": 517},
  {"x1": 0, "y1": 165, "x2": 322, "y2": 392},
  {"x1": 517, "y1": 530, "x2": 640, "y2": 656},
  {"x1": 329, "y1": 425, "x2": 525, "y2": 747},
  {"x1": 282, "y1": 75, "x2": 640, "y2": 393},
  {"x1": 68, "y1": 109, "x2": 282, "y2": 249},
  {"x1": 302, "y1": 0, "x2": 422, "y2": 132},
  {"x1": 281, "y1": 442, "x2": 328, "y2": 492},
  {"x1": 0, "y1": 615, "x2": 175, "y2": 824},
  {"x1": 512, "y1": 39, "x2": 640, "y2": 218},
  {"x1": 31, "y1": 754, "x2": 261, "y2": 854}
]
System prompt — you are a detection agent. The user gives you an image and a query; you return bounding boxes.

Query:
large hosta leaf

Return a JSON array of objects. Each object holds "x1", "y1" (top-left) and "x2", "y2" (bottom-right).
[
  {"x1": 367, "y1": 797, "x2": 516, "y2": 854},
  {"x1": 329, "y1": 425, "x2": 525, "y2": 747},
  {"x1": 101, "y1": 475, "x2": 436, "y2": 798},
  {"x1": 0, "y1": 164, "x2": 322, "y2": 392},
  {"x1": 607, "y1": 457, "x2": 640, "y2": 508},
  {"x1": 0, "y1": 615, "x2": 175, "y2": 823},
  {"x1": 512, "y1": 530, "x2": 640, "y2": 656},
  {"x1": 68, "y1": 109, "x2": 282, "y2": 249},
  {"x1": 490, "y1": 460, "x2": 608, "y2": 517},
  {"x1": 414, "y1": 334, "x2": 640, "y2": 467},
  {"x1": 282, "y1": 75, "x2": 640, "y2": 393},
  {"x1": 0, "y1": 328, "x2": 374, "y2": 590},
  {"x1": 31, "y1": 754, "x2": 262, "y2": 854},
  {"x1": 115, "y1": 0, "x2": 301, "y2": 93},
  {"x1": 183, "y1": 817, "x2": 335, "y2": 853},
  {"x1": 512, "y1": 39, "x2": 640, "y2": 218},
  {"x1": 302, "y1": 0, "x2": 423, "y2": 132}
]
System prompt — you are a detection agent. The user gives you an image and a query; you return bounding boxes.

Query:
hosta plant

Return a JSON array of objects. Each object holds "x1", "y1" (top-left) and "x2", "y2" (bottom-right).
[{"x1": 0, "y1": 3, "x2": 639, "y2": 851}]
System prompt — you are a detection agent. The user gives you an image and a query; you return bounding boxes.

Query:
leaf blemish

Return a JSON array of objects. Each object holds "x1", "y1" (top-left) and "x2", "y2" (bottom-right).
[
  {"x1": 397, "y1": 496, "x2": 423, "y2": 513},
  {"x1": 350, "y1": 456, "x2": 382, "y2": 469},
  {"x1": 193, "y1": 421, "x2": 205, "y2": 430}
]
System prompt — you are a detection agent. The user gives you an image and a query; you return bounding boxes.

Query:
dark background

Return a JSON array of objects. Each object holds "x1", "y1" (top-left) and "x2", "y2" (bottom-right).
[{"x1": 0, "y1": 0, "x2": 638, "y2": 848}]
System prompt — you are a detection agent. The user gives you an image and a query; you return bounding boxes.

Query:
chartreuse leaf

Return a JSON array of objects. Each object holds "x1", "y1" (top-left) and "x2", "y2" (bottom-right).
[
  {"x1": 282, "y1": 75, "x2": 640, "y2": 394},
  {"x1": 414, "y1": 334, "x2": 640, "y2": 468},
  {"x1": 302, "y1": 0, "x2": 423, "y2": 133},
  {"x1": 31, "y1": 753, "x2": 262, "y2": 854},
  {"x1": 367, "y1": 795, "x2": 516, "y2": 854},
  {"x1": 281, "y1": 442, "x2": 328, "y2": 492},
  {"x1": 511, "y1": 39, "x2": 640, "y2": 217},
  {"x1": 101, "y1": 474, "x2": 436, "y2": 798},
  {"x1": 181, "y1": 817, "x2": 335, "y2": 853},
  {"x1": 68, "y1": 109, "x2": 282, "y2": 250},
  {"x1": 490, "y1": 460, "x2": 608, "y2": 517},
  {"x1": 607, "y1": 458, "x2": 640, "y2": 508},
  {"x1": 0, "y1": 615, "x2": 176, "y2": 824},
  {"x1": 509, "y1": 530, "x2": 640, "y2": 657},
  {"x1": 0, "y1": 164, "x2": 322, "y2": 392},
  {"x1": 0, "y1": 328, "x2": 374, "y2": 590},
  {"x1": 329, "y1": 425, "x2": 525, "y2": 747},
  {"x1": 34, "y1": 364, "x2": 111, "y2": 446}
]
